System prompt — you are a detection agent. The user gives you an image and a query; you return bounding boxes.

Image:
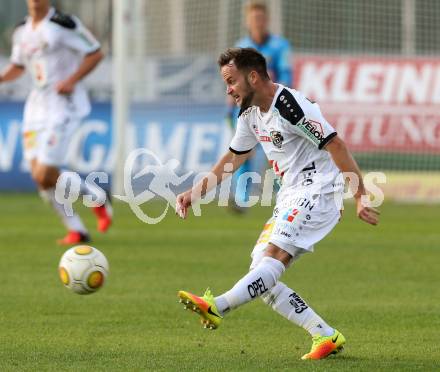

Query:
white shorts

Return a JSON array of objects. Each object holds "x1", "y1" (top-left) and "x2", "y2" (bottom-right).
[
  {"x1": 22, "y1": 117, "x2": 80, "y2": 167},
  {"x1": 250, "y1": 190, "x2": 342, "y2": 268}
]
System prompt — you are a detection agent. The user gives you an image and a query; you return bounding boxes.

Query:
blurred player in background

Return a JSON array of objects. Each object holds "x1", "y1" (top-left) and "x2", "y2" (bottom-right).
[
  {"x1": 177, "y1": 48, "x2": 379, "y2": 360},
  {"x1": 0, "y1": 0, "x2": 111, "y2": 245},
  {"x1": 227, "y1": 1, "x2": 293, "y2": 210}
]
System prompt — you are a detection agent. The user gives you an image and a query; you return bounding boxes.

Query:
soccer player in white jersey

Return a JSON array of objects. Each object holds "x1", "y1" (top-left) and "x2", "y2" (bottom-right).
[
  {"x1": 176, "y1": 48, "x2": 379, "y2": 360},
  {"x1": 0, "y1": 0, "x2": 111, "y2": 245}
]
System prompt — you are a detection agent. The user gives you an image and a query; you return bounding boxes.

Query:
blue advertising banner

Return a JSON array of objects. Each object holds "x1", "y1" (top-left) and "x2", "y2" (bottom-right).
[{"x1": 0, "y1": 102, "x2": 231, "y2": 191}]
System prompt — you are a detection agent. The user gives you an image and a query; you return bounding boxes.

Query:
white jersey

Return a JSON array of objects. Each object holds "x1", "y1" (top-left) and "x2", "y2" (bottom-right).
[
  {"x1": 11, "y1": 7, "x2": 100, "y2": 127},
  {"x1": 230, "y1": 84, "x2": 343, "y2": 195}
]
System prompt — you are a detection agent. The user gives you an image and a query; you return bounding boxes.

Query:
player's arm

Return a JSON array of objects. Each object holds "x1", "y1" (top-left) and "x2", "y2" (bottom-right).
[
  {"x1": 0, "y1": 63, "x2": 25, "y2": 84},
  {"x1": 52, "y1": 13, "x2": 104, "y2": 95},
  {"x1": 176, "y1": 150, "x2": 251, "y2": 219},
  {"x1": 5, "y1": 20, "x2": 26, "y2": 83},
  {"x1": 324, "y1": 136, "x2": 379, "y2": 226},
  {"x1": 56, "y1": 49, "x2": 104, "y2": 95}
]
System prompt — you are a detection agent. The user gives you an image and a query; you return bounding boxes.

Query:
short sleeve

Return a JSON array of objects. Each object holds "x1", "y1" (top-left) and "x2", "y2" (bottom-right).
[
  {"x1": 297, "y1": 100, "x2": 337, "y2": 149},
  {"x1": 229, "y1": 112, "x2": 258, "y2": 154},
  {"x1": 10, "y1": 27, "x2": 25, "y2": 66},
  {"x1": 58, "y1": 16, "x2": 101, "y2": 55},
  {"x1": 276, "y1": 88, "x2": 337, "y2": 149}
]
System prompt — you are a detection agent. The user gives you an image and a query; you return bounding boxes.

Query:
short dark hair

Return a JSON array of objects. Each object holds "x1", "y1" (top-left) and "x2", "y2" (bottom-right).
[{"x1": 218, "y1": 47, "x2": 270, "y2": 80}]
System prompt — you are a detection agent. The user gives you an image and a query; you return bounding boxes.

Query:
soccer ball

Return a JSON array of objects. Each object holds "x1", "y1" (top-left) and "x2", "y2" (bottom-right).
[{"x1": 58, "y1": 245, "x2": 109, "y2": 295}]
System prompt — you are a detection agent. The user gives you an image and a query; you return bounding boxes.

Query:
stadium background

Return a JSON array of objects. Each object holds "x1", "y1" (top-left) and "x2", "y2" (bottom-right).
[{"x1": 1, "y1": 0, "x2": 440, "y2": 200}]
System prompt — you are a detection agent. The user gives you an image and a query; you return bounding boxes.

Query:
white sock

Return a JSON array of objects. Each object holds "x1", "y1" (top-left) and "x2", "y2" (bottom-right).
[
  {"x1": 261, "y1": 281, "x2": 334, "y2": 337},
  {"x1": 39, "y1": 188, "x2": 87, "y2": 233},
  {"x1": 215, "y1": 256, "x2": 285, "y2": 315}
]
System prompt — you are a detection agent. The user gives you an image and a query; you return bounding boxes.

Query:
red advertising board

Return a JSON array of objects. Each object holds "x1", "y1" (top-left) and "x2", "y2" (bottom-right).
[{"x1": 294, "y1": 56, "x2": 440, "y2": 153}]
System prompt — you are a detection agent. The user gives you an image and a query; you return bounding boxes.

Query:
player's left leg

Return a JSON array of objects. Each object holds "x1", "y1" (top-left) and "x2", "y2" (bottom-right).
[
  {"x1": 178, "y1": 242, "x2": 288, "y2": 329},
  {"x1": 32, "y1": 160, "x2": 90, "y2": 245}
]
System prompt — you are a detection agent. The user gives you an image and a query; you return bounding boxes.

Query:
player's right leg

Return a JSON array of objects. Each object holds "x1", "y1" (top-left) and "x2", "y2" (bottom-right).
[
  {"x1": 177, "y1": 288, "x2": 223, "y2": 329},
  {"x1": 255, "y1": 199, "x2": 346, "y2": 359},
  {"x1": 52, "y1": 117, "x2": 112, "y2": 233}
]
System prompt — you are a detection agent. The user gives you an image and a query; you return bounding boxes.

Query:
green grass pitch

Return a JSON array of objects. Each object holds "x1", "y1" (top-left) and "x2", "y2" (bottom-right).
[{"x1": 0, "y1": 193, "x2": 439, "y2": 371}]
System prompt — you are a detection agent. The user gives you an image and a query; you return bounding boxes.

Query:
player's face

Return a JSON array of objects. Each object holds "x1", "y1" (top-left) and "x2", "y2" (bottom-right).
[
  {"x1": 27, "y1": 0, "x2": 50, "y2": 12},
  {"x1": 221, "y1": 62, "x2": 255, "y2": 109},
  {"x1": 246, "y1": 9, "x2": 269, "y2": 42}
]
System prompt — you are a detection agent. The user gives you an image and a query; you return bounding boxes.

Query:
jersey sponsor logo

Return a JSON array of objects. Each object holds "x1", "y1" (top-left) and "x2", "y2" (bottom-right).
[
  {"x1": 247, "y1": 277, "x2": 268, "y2": 298},
  {"x1": 270, "y1": 130, "x2": 284, "y2": 148},
  {"x1": 296, "y1": 117, "x2": 325, "y2": 145},
  {"x1": 279, "y1": 197, "x2": 316, "y2": 212},
  {"x1": 288, "y1": 292, "x2": 309, "y2": 314},
  {"x1": 259, "y1": 135, "x2": 271, "y2": 142},
  {"x1": 282, "y1": 208, "x2": 299, "y2": 222},
  {"x1": 296, "y1": 197, "x2": 316, "y2": 211},
  {"x1": 253, "y1": 125, "x2": 272, "y2": 142},
  {"x1": 22, "y1": 42, "x2": 49, "y2": 58}
]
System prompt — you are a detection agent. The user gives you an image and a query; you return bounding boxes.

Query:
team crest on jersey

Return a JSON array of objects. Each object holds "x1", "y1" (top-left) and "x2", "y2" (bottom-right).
[{"x1": 270, "y1": 130, "x2": 284, "y2": 148}]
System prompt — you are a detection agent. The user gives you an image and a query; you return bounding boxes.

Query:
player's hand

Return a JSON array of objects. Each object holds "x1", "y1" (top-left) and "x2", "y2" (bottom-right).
[
  {"x1": 356, "y1": 197, "x2": 380, "y2": 226},
  {"x1": 55, "y1": 78, "x2": 76, "y2": 95},
  {"x1": 175, "y1": 190, "x2": 192, "y2": 219}
]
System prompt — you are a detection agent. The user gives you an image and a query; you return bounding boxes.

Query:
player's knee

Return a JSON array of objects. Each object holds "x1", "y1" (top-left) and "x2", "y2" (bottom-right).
[
  {"x1": 34, "y1": 167, "x2": 58, "y2": 189},
  {"x1": 265, "y1": 243, "x2": 292, "y2": 267},
  {"x1": 29, "y1": 160, "x2": 39, "y2": 182},
  {"x1": 30, "y1": 169, "x2": 39, "y2": 183},
  {"x1": 261, "y1": 281, "x2": 287, "y2": 305}
]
